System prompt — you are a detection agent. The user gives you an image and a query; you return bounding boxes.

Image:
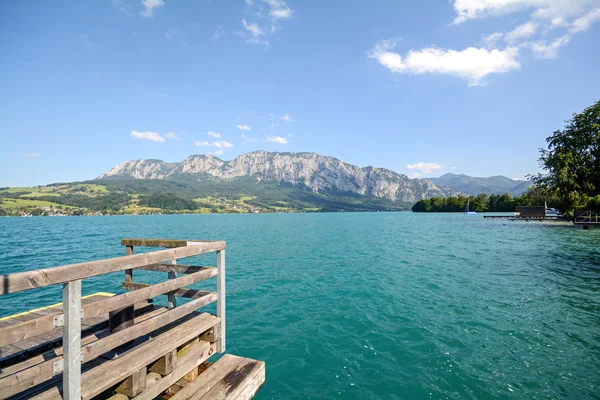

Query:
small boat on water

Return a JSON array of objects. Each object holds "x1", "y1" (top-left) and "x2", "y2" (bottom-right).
[
  {"x1": 545, "y1": 201, "x2": 561, "y2": 217},
  {"x1": 464, "y1": 198, "x2": 477, "y2": 215}
]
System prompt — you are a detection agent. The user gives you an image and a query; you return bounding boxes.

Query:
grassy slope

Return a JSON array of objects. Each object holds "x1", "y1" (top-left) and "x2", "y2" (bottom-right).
[{"x1": 1, "y1": 177, "x2": 411, "y2": 213}]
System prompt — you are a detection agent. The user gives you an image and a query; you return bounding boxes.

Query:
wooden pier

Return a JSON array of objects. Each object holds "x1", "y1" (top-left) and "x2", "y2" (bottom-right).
[
  {"x1": 483, "y1": 215, "x2": 566, "y2": 222},
  {"x1": 573, "y1": 210, "x2": 600, "y2": 229},
  {"x1": 0, "y1": 238, "x2": 265, "y2": 400}
]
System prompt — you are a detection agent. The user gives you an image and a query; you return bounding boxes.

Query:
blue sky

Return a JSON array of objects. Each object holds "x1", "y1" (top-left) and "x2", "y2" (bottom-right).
[{"x1": 1, "y1": 0, "x2": 599, "y2": 187}]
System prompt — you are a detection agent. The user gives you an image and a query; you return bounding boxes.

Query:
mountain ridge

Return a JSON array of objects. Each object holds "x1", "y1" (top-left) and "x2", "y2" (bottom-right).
[
  {"x1": 427, "y1": 172, "x2": 530, "y2": 196},
  {"x1": 97, "y1": 150, "x2": 459, "y2": 203}
]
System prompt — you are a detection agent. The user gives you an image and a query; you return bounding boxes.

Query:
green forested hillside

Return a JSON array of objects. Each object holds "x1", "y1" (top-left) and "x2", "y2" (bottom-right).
[{"x1": 0, "y1": 177, "x2": 413, "y2": 216}]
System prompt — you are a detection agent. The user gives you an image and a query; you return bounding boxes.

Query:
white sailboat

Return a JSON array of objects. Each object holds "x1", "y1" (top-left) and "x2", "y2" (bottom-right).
[{"x1": 464, "y1": 198, "x2": 477, "y2": 215}]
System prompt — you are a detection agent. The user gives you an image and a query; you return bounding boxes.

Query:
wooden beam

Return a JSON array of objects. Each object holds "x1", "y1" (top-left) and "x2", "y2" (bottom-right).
[
  {"x1": 62, "y1": 280, "x2": 82, "y2": 400},
  {"x1": 168, "y1": 259, "x2": 177, "y2": 310},
  {"x1": 115, "y1": 367, "x2": 147, "y2": 397},
  {"x1": 149, "y1": 349, "x2": 176, "y2": 375},
  {"x1": 80, "y1": 313, "x2": 219, "y2": 400},
  {"x1": 216, "y1": 249, "x2": 225, "y2": 353},
  {"x1": 169, "y1": 354, "x2": 244, "y2": 400},
  {"x1": 82, "y1": 292, "x2": 216, "y2": 362},
  {"x1": 0, "y1": 293, "x2": 215, "y2": 395},
  {"x1": 137, "y1": 264, "x2": 212, "y2": 274},
  {"x1": 0, "y1": 269, "x2": 214, "y2": 349},
  {"x1": 170, "y1": 355, "x2": 265, "y2": 400},
  {"x1": 121, "y1": 239, "x2": 223, "y2": 248},
  {"x1": 122, "y1": 282, "x2": 211, "y2": 300},
  {"x1": 0, "y1": 307, "x2": 167, "y2": 379},
  {"x1": 0, "y1": 241, "x2": 225, "y2": 295},
  {"x1": 131, "y1": 341, "x2": 215, "y2": 400},
  {"x1": 199, "y1": 322, "x2": 220, "y2": 343}
]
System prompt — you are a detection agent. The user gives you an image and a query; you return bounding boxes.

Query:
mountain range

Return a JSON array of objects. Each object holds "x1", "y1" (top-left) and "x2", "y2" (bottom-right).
[
  {"x1": 1, "y1": 151, "x2": 532, "y2": 215},
  {"x1": 427, "y1": 173, "x2": 530, "y2": 196},
  {"x1": 97, "y1": 151, "x2": 460, "y2": 204}
]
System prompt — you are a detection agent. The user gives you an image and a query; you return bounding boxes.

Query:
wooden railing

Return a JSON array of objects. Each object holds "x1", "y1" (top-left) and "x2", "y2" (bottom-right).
[{"x1": 0, "y1": 238, "x2": 226, "y2": 399}]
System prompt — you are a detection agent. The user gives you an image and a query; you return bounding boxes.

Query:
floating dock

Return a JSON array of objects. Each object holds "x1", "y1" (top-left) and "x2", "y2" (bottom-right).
[
  {"x1": 0, "y1": 238, "x2": 265, "y2": 400},
  {"x1": 483, "y1": 215, "x2": 566, "y2": 222}
]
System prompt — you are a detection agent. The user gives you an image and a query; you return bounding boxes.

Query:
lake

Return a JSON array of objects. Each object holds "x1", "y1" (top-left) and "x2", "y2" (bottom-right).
[{"x1": 1, "y1": 213, "x2": 599, "y2": 399}]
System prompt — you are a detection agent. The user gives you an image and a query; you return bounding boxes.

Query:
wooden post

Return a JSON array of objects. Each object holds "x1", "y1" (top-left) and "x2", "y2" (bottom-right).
[
  {"x1": 124, "y1": 245, "x2": 133, "y2": 283},
  {"x1": 216, "y1": 249, "x2": 225, "y2": 353},
  {"x1": 168, "y1": 259, "x2": 177, "y2": 309},
  {"x1": 63, "y1": 279, "x2": 82, "y2": 400},
  {"x1": 110, "y1": 245, "x2": 135, "y2": 346}
]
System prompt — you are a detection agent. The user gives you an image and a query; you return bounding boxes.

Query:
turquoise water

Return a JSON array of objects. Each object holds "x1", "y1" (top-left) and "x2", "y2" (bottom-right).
[{"x1": 1, "y1": 213, "x2": 599, "y2": 399}]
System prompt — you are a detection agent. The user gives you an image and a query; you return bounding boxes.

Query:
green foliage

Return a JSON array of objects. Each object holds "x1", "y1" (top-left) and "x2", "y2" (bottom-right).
[
  {"x1": 532, "y1": 100, "x2": 600, "y2": 211},
  {"x1": 587, "y1": 195, "x2": 600, "y2": 210},
  {"x1": 30, "y1": 192, "x2": 129, "y2": 211},
  {"x1": 138, "y1": 192, "x2": 198, "y2": 210},
  {"x1": 411, "y1": 192, "x2": 548, "y2": 213}
]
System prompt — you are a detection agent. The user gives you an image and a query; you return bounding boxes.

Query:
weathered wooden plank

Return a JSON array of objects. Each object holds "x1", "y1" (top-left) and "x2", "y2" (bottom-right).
[
  {"x1": 4, "y1": 307, "x2": 167, "y2": 399},
  {"x1": 121, "y1": 239, "x2": 224, "y2": 249},
  {"x1": 121, "y1": 239, "x2": 189, "y2": 248},
  {"x1": 0, "y1": 268, "x2": 214, "y2": 351},
  {"x1": 82, "y1": 268, "x2": 215, "y2": 319},
  {"x1": 83, "y1": 292, "x2": 216, "y2": 362},
  {"x1": 131, "y1": 341, "x2": 215, "y2": 400},
  {"x1": 62, "y1": 280, "x2": 82, "y2": 400},
  {"x1": 137, "y1": 264, "x2": 211, "y2": 274},
  {"x1": 196, "y1": 356, "x2": 265, "y2": 400},
  {"x1": 0, "y1": 241, "x2": 225, "y2": 295},
  {"x1": 115, "y1": 367, "x2": 147, "y2": 397},
  {"x1": 80, "y1": 313, "x2": 219, "y2": 400},
  {"x1": 0, "y1": 296, "x2": 155, "y2": 351},
  {"x1": 216, "y1": 249, "x2": 226, "y2": 353},
  {"x1": 122, "y1": 282, "x2": 212, "y2": 300},
  {"x1": 0, "y1": 307, "x2": 167, "y2": 398},
  {"x1": 169, "y1": 354, "x2": 245, "y2": 400}
]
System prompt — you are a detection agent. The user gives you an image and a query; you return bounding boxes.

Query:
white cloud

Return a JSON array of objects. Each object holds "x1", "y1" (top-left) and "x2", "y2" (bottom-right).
[
  {"x1": 25, "y1": 153, "x2": 40, "y2": 159},
  {"x1": 195, "y1": 140, "x2": 232, "y2": 150},
  {"x1": 369, "y1": 39, "x2": 520, "y2": 86},
  {"x1": 266, "y1": 136, "x2": 288, "y2": 144},
  {"x1": 131, "y1": 130, "x2": 166, "y2": 143},
  {"x1": 505, "y1": 22, "x2": 537, "y2": 43},
  {"x1": 236, "y1": 124, "x2": 252, "y2": 131},
  {"x1": 207, "y1": 131, "x2": 221, "y2": 138},
  {"x1": 212, "y1": 26, "x2": 225, "y2": 40},
  {"x1": 140, "y1": 0, "x2": 164, "y2": 18},
  {"x1": 213, "y1": 140, "x2": 233, "y2": 148},
  {"x1": 165, "y1": 132, "x2": 180, "y2": 140},
  {"x1": 214, "y1": 149, "x2": 225, "y2": 155},
  {"x1": 531, "y1": 35, "x2": 571, "y2": 58},
  {"x1": 165, "y1": 29, "x2": 180, "y2": 40},
  {"x1": 242, "y1": 18, "x2": 264, "y2": 38},
  {"x1": 481, "y1": 32, "x2": 504, "y2": 48},
  {"x1": 570, "y1": 7, "x2": 600, "y2": 32},
  {"x1": 406, "y1": 162, "x2": 445, "y2": 174},
  {"x1": 452, "y1": 0, "x2": 599, "y2": 24},
  {"x1": 280, "y1": 114, "x2": 294, "y2": 122},
  {"x1": 241, "y1": 133, "x2": 257, "y2": 143},
  {"x1": 264, "y1": 0, "x2": 293, "y2": 19}
]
